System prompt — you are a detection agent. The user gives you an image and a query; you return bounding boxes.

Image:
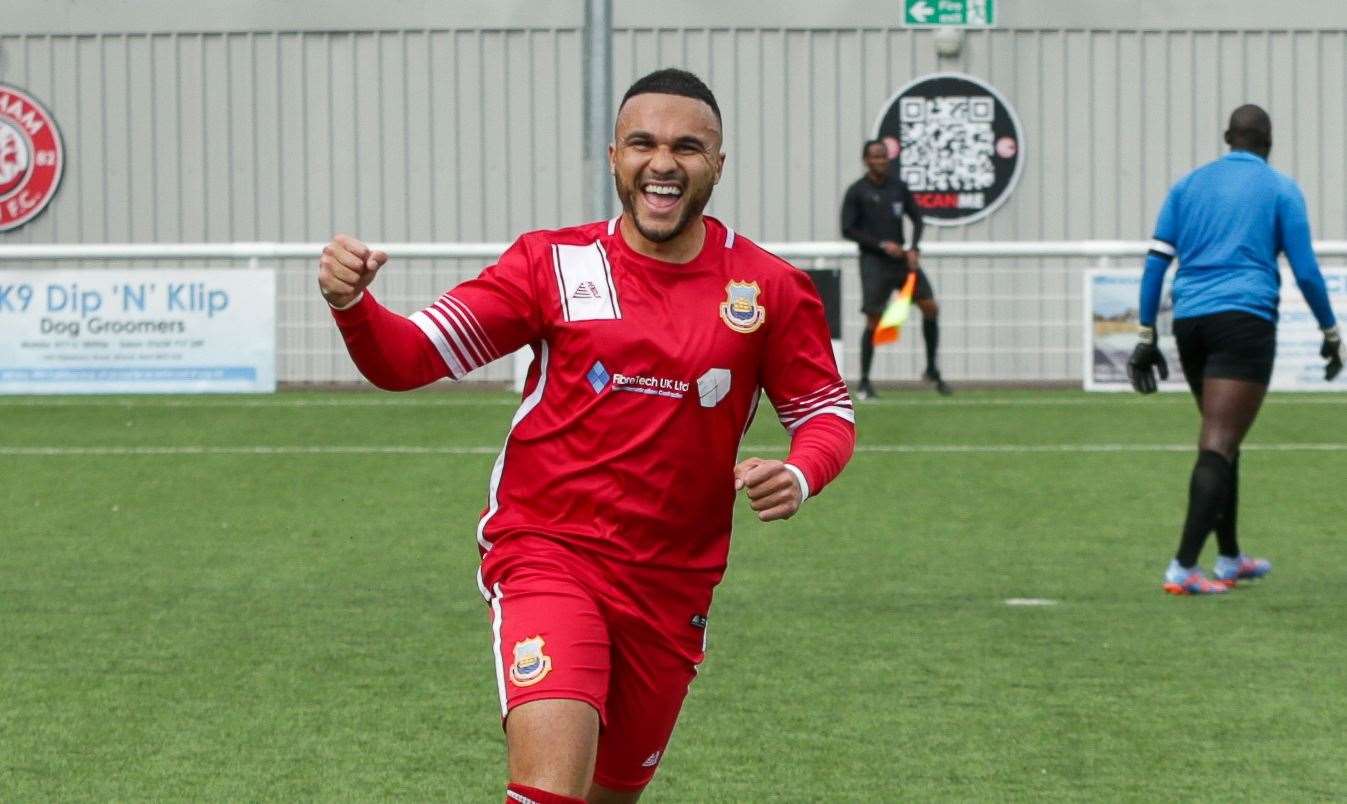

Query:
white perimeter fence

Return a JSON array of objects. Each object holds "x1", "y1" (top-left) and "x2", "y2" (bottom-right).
[{"x1": 4, "y1": 241, "x2": 1346, "y2": 385}]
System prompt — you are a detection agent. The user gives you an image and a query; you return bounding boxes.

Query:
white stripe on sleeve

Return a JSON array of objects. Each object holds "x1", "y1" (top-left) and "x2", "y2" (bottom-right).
[
  {"x1": 421, "y1": 306, "x2": 480, "y2": 374},
  {"x1": 785, "y1": 405, "x2": 857, "y2": 433},
  {"x1": 409, "y1": 310, "x2": 467, "y2": 378}
]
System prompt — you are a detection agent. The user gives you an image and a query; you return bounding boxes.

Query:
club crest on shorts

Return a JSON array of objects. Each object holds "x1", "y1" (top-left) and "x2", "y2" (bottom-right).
[
  {"x1": 719, "y1": 281, "x2": 765, "y2": 334},
  {"x1": 508, "y1": 636, "x2": 552, "y2": 687}
]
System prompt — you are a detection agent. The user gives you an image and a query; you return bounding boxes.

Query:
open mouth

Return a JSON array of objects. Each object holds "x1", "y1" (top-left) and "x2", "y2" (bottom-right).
[{"x1": 641, "y1": 182, "x2": 683, "y2": 213}]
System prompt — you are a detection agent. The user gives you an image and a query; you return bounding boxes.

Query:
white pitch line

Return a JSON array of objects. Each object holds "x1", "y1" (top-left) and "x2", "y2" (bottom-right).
[
  {"x1": 1005, "y1": 598, "x2": 1059, "y2": 607},
  {"x1": 4, "y1": 443, "x2": 1347, "y2": 457},
  {"x1": 852, "y1": 442, "x2": 1347, "y2": 454},
  {"x1": 855, "y1": 396, "x2": 1347, "y2": 407}
]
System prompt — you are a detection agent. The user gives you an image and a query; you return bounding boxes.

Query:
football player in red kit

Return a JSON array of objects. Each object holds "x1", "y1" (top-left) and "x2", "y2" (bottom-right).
[{"x1": 318, "y1": 68, "x2": 854, "y2": 803}]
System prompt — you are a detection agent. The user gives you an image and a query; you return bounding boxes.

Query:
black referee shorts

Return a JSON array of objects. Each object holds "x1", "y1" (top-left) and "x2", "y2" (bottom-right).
[
  {"x1": 1172, "y1": 311, "x2": 1277, "y2": 396},
  {"x1": 859, "y1": 253, "x2": 933, "y2": 317}
]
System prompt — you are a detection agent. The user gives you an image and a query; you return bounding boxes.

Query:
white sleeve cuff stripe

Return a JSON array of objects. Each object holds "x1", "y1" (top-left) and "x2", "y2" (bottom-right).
[
  {"x1": 783, "y1": 463, "x2": 809, "y2": 504},
  {"x1": 327, "y1": 291, "x2": 365, "y2": 310},
  {"x1": 409, "y1": 310, "x2": 467, "y2": 378},
  {"x1": 785, "y1": 390, "x2": 854, "y2": 411},
  {"x1": 456, "y1": 299, "x2": 499, "y2": 360},
  {"x1": 433, "y1": 300, "x2": 491, "y2": 366},
  {"x1": 423, "y1": 306, "x2": 484, "y2": 373},
  {"x1": 781, "y1": 387, "x2": 851, "y2": 414},
  {"x1": 776, "y1": 381, "x2": 850, "y2": 414},
  {"x1": 425, "y1": 311, "x2": 475, "y2": 377},
  {"x1": 431, "y1": 301, "x2": 485, "y2": 365},
  {"x1": 1149, "y1": 239, "x2": 1176, "y2": 256},
  {"x1": 444, "y1": 295, "x2": 500, "y2": 361},
  {"x1": 786, "y1": 406, "x2": 856, "y2": 433},
  {"x1": 780, "y1": 393, "x2": 854, "y2": 420},
  {"x1": 780, "y1": 398, "x2": 855, "y2": 424}
]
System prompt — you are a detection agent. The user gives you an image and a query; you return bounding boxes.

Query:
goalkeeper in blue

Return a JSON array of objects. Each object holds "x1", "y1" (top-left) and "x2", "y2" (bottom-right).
[{"x1": 1127, "y1": 104, "x2": 1342, "y2": 596}]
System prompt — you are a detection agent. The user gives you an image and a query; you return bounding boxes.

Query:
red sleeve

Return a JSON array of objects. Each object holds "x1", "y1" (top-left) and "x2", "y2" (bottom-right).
[
  {"x1": 331, "y1": 236, "x2": 550, "y2": 389},
  {"x1": 330, "y1": 291, "x2": 448, "y2": 391},
  {"x1": 760, "y1": 265, "x2": 856, "y2": 498},
  {"x1": 786, "y1": 415, "x2": 855, "y2": 498},
  {"x1": 406, "y1": 236, "x2": 547, "y2": 378}
]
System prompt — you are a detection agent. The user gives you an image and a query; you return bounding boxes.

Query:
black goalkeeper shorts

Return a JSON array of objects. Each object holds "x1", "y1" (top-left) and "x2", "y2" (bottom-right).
[{"x1": 1172, "y1": 311, "x2": 1276, "y2": 396}]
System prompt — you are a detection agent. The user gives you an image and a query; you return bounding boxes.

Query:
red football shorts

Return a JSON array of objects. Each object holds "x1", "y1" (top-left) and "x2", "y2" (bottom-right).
[{"x1": 479, "y1": 535, "x2": 716, "y2": 791}]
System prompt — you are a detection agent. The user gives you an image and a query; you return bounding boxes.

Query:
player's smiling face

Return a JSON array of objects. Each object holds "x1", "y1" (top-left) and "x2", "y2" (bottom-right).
[{"x1": 610, "y1": 93, "x2": 725, "y2": 246}]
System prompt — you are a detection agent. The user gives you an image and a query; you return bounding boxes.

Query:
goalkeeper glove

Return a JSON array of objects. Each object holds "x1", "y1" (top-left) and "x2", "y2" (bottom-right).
[
  {"x1": 1127, "y1": 326, "x2": 1169, "y2": 394},
  {"x1": 1323, "y1": 325, "x2": 1343, "y2": 381}
]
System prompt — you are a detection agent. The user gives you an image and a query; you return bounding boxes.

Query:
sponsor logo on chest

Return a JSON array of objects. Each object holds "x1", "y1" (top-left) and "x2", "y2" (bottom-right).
[{"x1": 587, "y1": 361, "x2": 732, "y2": 408}]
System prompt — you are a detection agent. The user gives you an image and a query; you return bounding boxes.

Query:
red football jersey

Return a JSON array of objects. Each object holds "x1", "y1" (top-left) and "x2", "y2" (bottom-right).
[{"x1": 391, "y1": 216, "x2": 851, "y2": 578}]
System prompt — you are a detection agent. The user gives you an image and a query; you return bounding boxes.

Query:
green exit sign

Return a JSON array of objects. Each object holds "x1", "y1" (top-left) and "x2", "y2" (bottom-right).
[{"x1": 904, "y1": 0, "x2": 996, "y2": 27}]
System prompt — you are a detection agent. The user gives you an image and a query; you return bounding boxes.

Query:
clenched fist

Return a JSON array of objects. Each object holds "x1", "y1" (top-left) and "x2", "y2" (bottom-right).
[
  {"x1": 318, "y1": 234, "x2": 389, "y2": 309},
  {"x1": 733, "y1": 457, "x2": 804, "y2": 522}
]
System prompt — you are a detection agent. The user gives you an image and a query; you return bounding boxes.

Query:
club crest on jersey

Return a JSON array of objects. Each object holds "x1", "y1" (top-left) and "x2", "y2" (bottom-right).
[
  {"x1": 508, "y1": 636, "x2": 552, "y2": 687},
  {"x1": 719, "y1": 281, "x2": 765, "y2": 334}
]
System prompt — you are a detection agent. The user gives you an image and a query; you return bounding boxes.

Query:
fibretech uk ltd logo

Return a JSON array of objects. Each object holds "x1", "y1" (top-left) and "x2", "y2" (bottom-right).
[
  {"x1": 0, "y1": 83, "x2": 64, "y2": 232},
  {"x1": 587, "y1": 361, "x2": 611, "y2": 393}
]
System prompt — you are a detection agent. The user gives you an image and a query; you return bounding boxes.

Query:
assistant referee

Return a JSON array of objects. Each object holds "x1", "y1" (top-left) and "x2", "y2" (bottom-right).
[
  {"x1": 841, "y1": 139, "x2": 950, "y2": 398},
  {"x1": 1128, "y1": 104, "x2": 1342, "y2": 595}
]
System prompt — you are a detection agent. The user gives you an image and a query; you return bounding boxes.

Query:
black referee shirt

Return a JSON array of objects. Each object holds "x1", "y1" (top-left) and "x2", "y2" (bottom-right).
[{"x1": 840, "y1": 172, "x2": 924, "y2": 258}]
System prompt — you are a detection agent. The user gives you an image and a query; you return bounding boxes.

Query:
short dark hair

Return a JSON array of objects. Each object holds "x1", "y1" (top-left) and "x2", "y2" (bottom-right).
[
  {"x1": 618, "y1": 68, "x2": 721, "y2": 125},
  {"x1": 1225, "y1": 104, "x2": 1271, "y2": 152},
  {"x1": 862, "y1": 138, "x2": 886, "y2": 158}
]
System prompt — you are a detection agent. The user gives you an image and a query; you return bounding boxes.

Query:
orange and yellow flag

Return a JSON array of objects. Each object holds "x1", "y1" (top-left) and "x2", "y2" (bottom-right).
[{"x1": 872, "y1": 271, "x2": 918, "y2": 345}]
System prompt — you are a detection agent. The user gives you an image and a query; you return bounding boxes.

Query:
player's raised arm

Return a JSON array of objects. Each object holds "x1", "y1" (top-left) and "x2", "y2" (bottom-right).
[
  {"x1": 318, "y1": 234, "x2": 448, "y2": 391},
  {"x1": 320, "y1": 234, "x2": 546, "y2": 391},
  {"x1": 319, "y1": 234, "x2": 388, "y2": 310}
]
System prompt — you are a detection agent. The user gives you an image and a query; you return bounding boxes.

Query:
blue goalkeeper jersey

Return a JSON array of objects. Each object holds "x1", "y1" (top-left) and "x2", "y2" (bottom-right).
[{"x1": 1139, "y1": 150, "x2": 1336, "y2": 329}]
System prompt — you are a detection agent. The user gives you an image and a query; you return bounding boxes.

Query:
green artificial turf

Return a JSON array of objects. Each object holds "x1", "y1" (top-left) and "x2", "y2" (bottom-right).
[{"x1": 3, "y1": 389, "x2": 1345, "y2": 801}]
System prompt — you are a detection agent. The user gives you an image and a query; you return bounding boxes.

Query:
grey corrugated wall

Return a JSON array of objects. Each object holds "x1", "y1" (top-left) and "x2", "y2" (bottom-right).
[{"x1": 3, "y1": 4, "x2": 1346, "y2": 382}]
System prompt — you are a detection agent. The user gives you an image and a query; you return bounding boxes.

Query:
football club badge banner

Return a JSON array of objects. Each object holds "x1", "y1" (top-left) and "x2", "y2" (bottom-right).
[
  {"x1": 0, "y1": 83, "x2": 64, "y2": 232},
  {"x1": 0, "y1": 268, "x2": 277, "y2": 394},
  {"x1": 872, "y1": 72, "x2": 1024, "y2": 226},
  {"x1": 1084, "y1": 268, "x2": 1347, "y2": 392}
]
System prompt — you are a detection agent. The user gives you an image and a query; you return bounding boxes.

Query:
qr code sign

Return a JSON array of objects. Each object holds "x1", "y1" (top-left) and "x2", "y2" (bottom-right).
[{"x1": 898, "y1": 95, "x2": 996, "y2": 192}]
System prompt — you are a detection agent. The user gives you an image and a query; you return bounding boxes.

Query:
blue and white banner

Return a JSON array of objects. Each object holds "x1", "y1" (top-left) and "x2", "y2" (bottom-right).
[
  {"x1": 1084, "y1": 267, "x2": 1347, "y2": 392},
  {"x1": 0, "y1": 268, "x2": 276, "y2": 394}
]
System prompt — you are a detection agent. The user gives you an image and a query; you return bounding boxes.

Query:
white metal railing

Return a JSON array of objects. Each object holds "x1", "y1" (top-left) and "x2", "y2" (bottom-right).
[
  {"x1": 6, "y1": 241, "x2": 1347, "y2": 385},
  {"x1": 5, "y1": 240, "x2": 1347, "y2": 261}
]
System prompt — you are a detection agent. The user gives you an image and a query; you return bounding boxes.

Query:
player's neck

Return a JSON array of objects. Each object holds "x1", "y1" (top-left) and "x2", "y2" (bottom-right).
[
  {"x1": 866, "y1": 171, "x2": 887, "y2": 185},
  {"x1": 619, "y1": 215, "x2": 707, "y2": 264}
]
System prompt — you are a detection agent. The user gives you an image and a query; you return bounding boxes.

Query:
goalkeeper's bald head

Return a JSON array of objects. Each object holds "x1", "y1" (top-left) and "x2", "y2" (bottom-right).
[{"x1": 1225, "y1": 104, "x2": 1271, "y2": 157}]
